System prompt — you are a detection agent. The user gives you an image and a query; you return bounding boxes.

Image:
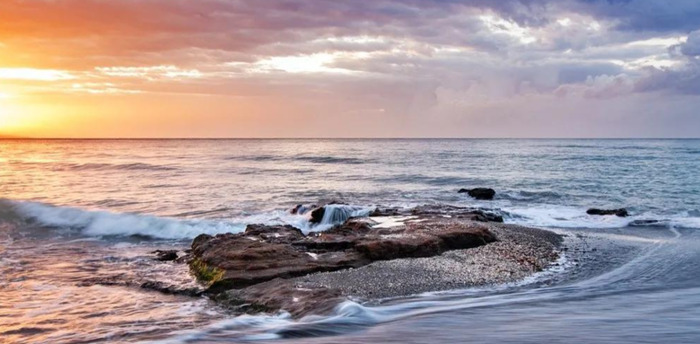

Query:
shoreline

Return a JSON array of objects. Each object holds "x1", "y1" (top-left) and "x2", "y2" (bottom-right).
[{"x1": 187, "y1": 205, "x2": 566, "y2": 318}]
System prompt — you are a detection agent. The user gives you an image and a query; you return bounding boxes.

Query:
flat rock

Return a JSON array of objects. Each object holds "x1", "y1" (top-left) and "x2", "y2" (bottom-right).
[{"x1": 191, "y1": 216, "x2": 496, "y2": 293}]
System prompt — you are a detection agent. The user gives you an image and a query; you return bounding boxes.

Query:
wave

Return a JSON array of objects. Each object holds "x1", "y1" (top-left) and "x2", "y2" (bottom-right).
[
  {"x1": 225, "y1": 155, "x2": 284, "y2": 162},
  {"x1": 3, "y1": 200, "x2": 244, "y2": 240},
  {"x1": 317, "y1": 204, "x2": 372, "y2": 227},
  {"x1": 500, "y1": 190, "x2": 563, "y2": 201},
  {"x1": 70, "y1": 162, "x2": 177, "y2": 171},
  {"x1": 504, "y1": 204, "x2": 700, "y2": 230},
  {"x1": 293, "y1": 156, "x2": 368, "y2": 165},
  {"x1": 0, "y1": 200, "x2": 373, "y2": 240},
  {"x1": 6, "y1": 160, "x2": 176, "y2": 172}
]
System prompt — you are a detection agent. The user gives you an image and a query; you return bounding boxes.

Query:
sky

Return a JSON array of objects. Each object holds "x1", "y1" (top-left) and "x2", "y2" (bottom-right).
[{"x1": 1, "y1": 0, "x2": 699, "y2": 138}]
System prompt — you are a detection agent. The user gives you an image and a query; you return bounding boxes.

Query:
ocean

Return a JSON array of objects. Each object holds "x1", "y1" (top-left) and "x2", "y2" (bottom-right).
[{"x1": 1, "y1": 139, "x2": 700, "y2": 343}]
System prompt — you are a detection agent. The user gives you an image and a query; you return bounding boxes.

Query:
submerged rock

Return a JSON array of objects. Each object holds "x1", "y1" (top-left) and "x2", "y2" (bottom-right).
[
  {"x1": 152, "y1": 249, "x2": 178, "y2": 262},
  {"x1": 458, "y1": 188, "x2": 496, "y2": 200},
  {"x1": 369, "y1": 207, "x2": 401, "y2": 217},
  {"x1": 587, "y1": 208, "x2": 629, "y2": 217},
  {"x1": 629, "y1": 219, "x2": 665, "y2": 227},
  {"x1": 140, "y1": 281, "x2": 203, "y2": 297},
  {"x1": 215, "y1": 279, "x2": 344, "y2": 318}
]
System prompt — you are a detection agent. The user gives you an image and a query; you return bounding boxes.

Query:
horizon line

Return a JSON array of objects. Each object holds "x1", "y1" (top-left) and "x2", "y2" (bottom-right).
[{"x1": 2, "y1": 137, "x2": 700, "y2": 140}]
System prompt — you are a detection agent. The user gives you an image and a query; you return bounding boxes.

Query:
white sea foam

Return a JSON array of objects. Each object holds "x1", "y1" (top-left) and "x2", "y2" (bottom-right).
[
  {"x1": 3, "y1": 200, "x2": 373, "y2": 240},
  {"x1": 503, "y1": 204, "x2": 700, "y2": 230},
  {"x1": 504, "y1": 204, "x2": 633, "y2": 228},
  {"x1": 318, "y1": 204, "x2": 373, "y2": 227},
  {"x1": 9, "y1": 200, "x2": 245, "y2": 240}
]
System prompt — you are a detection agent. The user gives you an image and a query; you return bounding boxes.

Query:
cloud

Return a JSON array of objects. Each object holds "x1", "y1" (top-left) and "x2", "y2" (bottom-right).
[
  {"x1": 678, "y1": 30, "x2": 700, "y2": 57},
  {"x1": 1, "y1": 0, "x2": 700, "y2": 137},
  {"x1": 573, "y1": 0, "x2": 700, "y2": 33}
]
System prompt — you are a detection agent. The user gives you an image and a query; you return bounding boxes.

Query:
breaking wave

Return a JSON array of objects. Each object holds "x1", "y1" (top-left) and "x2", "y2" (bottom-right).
[{"x1": 0, "y1": 200, "x2": 373, "y2": 240}]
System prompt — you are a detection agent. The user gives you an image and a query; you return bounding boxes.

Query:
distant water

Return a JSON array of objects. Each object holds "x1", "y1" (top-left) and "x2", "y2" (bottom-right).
[{"x1": 1, "y1": 139, "x2": 700, "y2": 343}]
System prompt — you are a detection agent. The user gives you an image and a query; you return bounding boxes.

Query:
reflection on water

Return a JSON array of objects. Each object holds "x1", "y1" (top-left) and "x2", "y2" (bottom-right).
[
  {"x1": 1, "y1": 139, "x2": 700, "y2": 343},
  {"x1": 0, "y1": 223, "x2": 223, "y2": 343}
]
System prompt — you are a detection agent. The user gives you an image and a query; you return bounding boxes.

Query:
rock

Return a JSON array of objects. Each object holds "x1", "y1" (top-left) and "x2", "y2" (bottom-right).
[
  {"x1": 290, "y1": 204, "x2": 315, "y2": 215},
  {"x1": 629, "y1": 219, "x2": 664, "y2": 227},
  {"x1": 140, "y1": 281, "x2": 203, "y2": 297},
  {"x1": 290, "y1": 204, "x2": 303, "y2": 214},
  {"x1": 191, "y1": 231, "x2": 369, "y2": 293},
  {"x1": 586, "y1": 208, "x2": 629, "y2": 217},
  {"x1": 190, "y1": 215, "x2": 497, "y2": 297},
  {"x1": 458, "y1": 188, "x2": 496, "y2": 200},
  {"x1": 309, "y1": 206, "x2": 326, "y2": 224},
  {"x1": 79, "y1": 276, "x2": 203, "y2": 297},
  {"x1": 369, "y1": 207, "x2": 401, "y2": 216},
  {"x1": 411, "y1": 204, "x2": 503, "y2": 222},
  {"x1": 308, "y1": 204, "x2": 369, "y2": 225},
  {"x1": 152, "y1": 249, "x2": 178, "y2": 261},
  {"x1": 245, "y1": 224, "x2": 305, "y2": 244},
  {"x1": 216, "y1": 279, "x2": 344, "y2": 318}
]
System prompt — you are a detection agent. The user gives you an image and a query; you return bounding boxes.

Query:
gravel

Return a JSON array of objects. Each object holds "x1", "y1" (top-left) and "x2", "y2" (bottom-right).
[{"x1": 292, "y1": 222, "x2": 564, "y2": 300}]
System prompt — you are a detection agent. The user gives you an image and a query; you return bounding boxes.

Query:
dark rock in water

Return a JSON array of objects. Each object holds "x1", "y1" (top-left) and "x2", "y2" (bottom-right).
[
  {"x1": 369, "y1": 207, "x2": 401, "y2": 217},
  {"x1": 309, "y1": 206, "x2": 326, "y2": 224},
  {"x1": 629, "y1": 219, "x2": 664, "y2": 227},
  {"x1": 459, "y1": 188, "x2": 496, "y2": 200},
  {"x1": 587, "y1": 208, "x2": 629, "y2": 217},
  {"x1": 290, "y1": 204, "x2": 316, "y2": 215},
  {"x1": 79, "y1": 276, "x2": 203, "y2": 297},
  {"x1": 152, "y1": 249, "x2": 178, "y2": 261},
  {"x1": 140, "y1": 281, "x2": 203, "y2": 297}
]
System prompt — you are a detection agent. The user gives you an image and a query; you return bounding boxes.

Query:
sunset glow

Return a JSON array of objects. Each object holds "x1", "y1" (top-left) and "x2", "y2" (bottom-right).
[{"x1": 0, "y1": 0, "x2": 699, "y2": 138}]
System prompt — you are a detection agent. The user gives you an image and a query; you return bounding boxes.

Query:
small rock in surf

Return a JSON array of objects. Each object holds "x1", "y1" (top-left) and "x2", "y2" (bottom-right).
[
  {"x1": 152, "y1": 249, "x2": 178, "y2": 261},
  {"x1": 586, "y1": 208, "x2": 629, "y2": 217},
  {"x1": 458, "y1": 188, "x2": 496, "y2": 200}
]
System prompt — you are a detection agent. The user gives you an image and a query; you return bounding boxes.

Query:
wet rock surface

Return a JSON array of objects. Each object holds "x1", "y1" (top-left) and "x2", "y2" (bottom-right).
[
  {"x1": 459, "y1": 187, "x2": 496, "y2": 200},
  {"x1": 190, "y1": 215, "x2": 496, "y2": 293},
  {"x1": 183, "y1": 204, "x2": 561, "y2": 318},
  {"x1": 152, "y1": 249, "x2": 179, "y2": 261},
  {"x1": 587, "y1": 208, "x2": 629, "y2": 217}
]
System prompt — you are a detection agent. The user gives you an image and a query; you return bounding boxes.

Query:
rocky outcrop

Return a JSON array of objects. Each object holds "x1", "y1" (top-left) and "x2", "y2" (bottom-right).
[
  {"x1": 180, "y1": 204, "x2": 561, "y2": 319},
  {"x1": 191, "y1": 217, "x2": 497, "y2": 295},
  {"x1": 586, "y1": 208, "x2": 629, "y2": 217},
  {"x1": 459, "y1": 188, "x2": 496, "y2": 200},
  {"x1": 186, "y1": 207, "x2": 504, "y2": 316}
]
